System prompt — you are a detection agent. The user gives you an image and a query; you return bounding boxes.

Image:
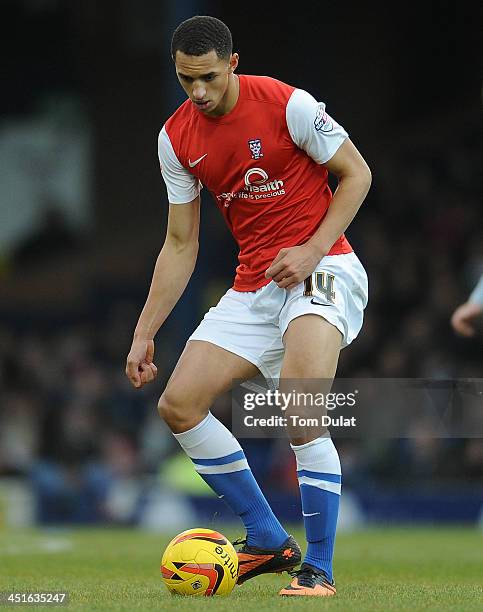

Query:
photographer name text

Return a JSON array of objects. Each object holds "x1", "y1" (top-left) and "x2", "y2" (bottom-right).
[{"x1": 244, "y1": 415, "x2": 357, "y2": 427}]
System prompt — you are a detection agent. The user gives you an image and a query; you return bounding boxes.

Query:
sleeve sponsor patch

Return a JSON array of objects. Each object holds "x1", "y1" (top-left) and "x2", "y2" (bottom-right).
[{"x1": 314, "y1": 103, "x2": 334, "y2": 133}]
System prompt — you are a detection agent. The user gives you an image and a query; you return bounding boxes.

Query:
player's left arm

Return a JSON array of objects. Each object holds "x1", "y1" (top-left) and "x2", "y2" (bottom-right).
[
  {"x1": 266, "y1": 90, "x2": 371, "y2": 289},
  {"x1": 304, "y1": 138, "x2": 371, "y2": 259},
  {"x1": 266, "y1": 140, "x2": 371, "y2": 289}
]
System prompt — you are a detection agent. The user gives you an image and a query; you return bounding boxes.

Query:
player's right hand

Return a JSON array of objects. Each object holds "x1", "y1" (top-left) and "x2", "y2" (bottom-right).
[
  {"x1": 450, "y1": 301, "x2": 482, "y2": 337},
  {"x1": 126, "y1": 338, "x2": 158, "y2": 388}
]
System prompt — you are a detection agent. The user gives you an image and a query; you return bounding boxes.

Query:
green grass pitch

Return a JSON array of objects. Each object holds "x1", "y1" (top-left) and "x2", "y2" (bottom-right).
[{"x1": 1, "y1": 527, "x2": 482, "y2": 610}]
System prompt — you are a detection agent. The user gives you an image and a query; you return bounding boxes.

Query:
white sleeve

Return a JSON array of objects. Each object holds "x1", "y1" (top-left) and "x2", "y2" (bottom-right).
[
  {"x1": 158, "y1": 126, "x2": 201, "y2": 204},
  {"x1": 286, "y1": 88, "x2": 348, "y2": 164},
  {"x1": 469, "y1": 274, "x2": 483, "y2": 307}
]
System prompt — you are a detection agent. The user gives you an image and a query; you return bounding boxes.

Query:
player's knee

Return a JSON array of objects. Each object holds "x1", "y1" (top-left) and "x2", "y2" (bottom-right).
[
  {"x1": 158, "y1": 390, "x2": 182, "y2": 425},
  {"x1": 158, "y1": 389, "x2": 201, "y2": 432},
  {"x1": 158, "y1": 377, "x2": 215, "y2": 432}
]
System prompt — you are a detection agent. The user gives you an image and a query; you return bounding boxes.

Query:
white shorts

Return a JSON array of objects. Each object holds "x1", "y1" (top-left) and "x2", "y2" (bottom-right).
[{"x1": 189, "y1": 252, "x2": 368, "y2": 382}]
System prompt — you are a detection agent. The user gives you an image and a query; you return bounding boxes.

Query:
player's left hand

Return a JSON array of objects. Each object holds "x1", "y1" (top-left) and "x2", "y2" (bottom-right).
[
  {"x1": 450, "y1": 301, "x2": 482, "y2": 337},
  {"x1": 265, "y1": 244, "x2": 322, "y2": 290}
]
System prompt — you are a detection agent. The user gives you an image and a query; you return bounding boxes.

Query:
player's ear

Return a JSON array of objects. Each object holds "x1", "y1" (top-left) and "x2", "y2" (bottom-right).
[{"x1": 229, "y1": 53, "x2": 239, "y2": 73}]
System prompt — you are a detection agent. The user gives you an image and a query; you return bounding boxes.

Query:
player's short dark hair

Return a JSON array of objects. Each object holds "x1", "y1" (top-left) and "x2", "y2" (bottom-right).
[{"x1": 171, "y1": 16, "x2": 232, "y2": 61}]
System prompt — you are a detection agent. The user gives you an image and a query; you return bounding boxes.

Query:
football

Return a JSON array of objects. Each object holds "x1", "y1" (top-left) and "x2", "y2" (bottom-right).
[{"x1": 161, "y1": 528, "x2": 239, "y2": 596}]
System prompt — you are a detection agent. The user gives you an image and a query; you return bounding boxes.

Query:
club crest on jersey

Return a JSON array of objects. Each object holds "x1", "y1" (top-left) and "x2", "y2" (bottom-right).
[
  {"x1": 248, "y1": 138, "x2": 263, "y2": 159},
  {"x1": 314, "y1": 103, "x2": 333, "y2": 133}
]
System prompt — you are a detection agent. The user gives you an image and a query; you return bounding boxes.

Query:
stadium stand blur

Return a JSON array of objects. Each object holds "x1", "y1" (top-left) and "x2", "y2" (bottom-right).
[{"x1": 1, "y1": 0, "x2": 481, "y2": 529}]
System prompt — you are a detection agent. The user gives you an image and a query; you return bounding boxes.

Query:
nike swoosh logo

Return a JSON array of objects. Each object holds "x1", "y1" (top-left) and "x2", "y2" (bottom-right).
[
  {"x1": 188, "y1": 153, "x2": 207, "y2": 168},
  {"x1": 302, "y1": 511, "x2": 321, "y2": 517},
  {"x1": 310, "y1": 299, "x2": 334, "y2": 307}
]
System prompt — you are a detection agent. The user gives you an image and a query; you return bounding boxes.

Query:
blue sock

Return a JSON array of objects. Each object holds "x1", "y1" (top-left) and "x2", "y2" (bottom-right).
[
  {"x1": 174, "y1": 412, "x2": 288, "y2": 549},
  {"x1": 292, "y1": 436, "x2": 341, "y2": 581}
]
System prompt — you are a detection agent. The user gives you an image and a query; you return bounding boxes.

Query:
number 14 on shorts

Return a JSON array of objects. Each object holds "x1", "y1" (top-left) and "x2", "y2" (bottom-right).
[{"x1": 304, "y1": 271, "x2": 336, "y2": 304}]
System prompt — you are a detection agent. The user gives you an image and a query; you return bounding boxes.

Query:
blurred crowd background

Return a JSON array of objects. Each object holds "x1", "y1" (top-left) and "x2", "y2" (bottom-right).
[{"x1": 0, "y1": 1, "x2": 482, "y2": 529}]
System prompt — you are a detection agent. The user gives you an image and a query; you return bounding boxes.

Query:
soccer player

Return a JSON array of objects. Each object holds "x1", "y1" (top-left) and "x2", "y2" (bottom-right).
[
  {"x1": 126, "y1": 15, "x2": 371, "y2": 597},
  {"x1": 451, "y1": 274, "x2": 483, "y2": 337}
]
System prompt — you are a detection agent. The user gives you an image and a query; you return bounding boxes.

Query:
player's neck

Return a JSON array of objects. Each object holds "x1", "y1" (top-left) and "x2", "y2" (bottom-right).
[{"x1": 212, "y1": 74, "x2": 240, "y2": 117}]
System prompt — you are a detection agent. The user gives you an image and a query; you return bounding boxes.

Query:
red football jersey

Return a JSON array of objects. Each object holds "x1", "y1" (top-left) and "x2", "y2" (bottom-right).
[{"x1": 159, "y1": 74, "x2": 352, "y2": 291}]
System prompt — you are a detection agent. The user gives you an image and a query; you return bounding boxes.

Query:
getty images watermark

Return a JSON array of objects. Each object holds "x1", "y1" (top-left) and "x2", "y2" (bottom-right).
[
  {"x1": 243, "y1": 388, "x2": 358, "y2": 428},
  {"x1": 231, "y1": 378, "x2": 483, "y2": 438}
]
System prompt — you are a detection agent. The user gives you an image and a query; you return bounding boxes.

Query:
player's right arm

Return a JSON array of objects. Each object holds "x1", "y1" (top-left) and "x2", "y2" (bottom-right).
[
  {"x1": 126, "y1": 124, "x2": 202, "y2": 388},
  {"x1": 126, "y1": 197, "x2": 200, "y2": 388}
]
